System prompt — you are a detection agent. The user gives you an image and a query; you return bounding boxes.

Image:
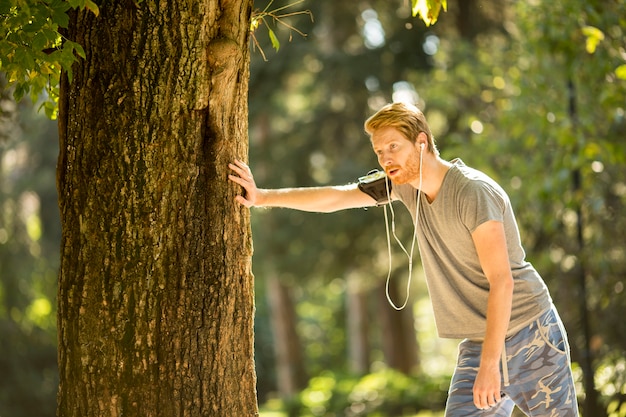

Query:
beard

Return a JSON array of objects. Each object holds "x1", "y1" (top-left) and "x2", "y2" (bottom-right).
[{"x1": 387, "y1": 149, "x2": 421, "y2": 185}]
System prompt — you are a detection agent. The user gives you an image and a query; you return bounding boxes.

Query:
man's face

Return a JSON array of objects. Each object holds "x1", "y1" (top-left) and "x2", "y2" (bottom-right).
[{"x1": 371, "y1": 127, "x2": 421, "y2": 185}]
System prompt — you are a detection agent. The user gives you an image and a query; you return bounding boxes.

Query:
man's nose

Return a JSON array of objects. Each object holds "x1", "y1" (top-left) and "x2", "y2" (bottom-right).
[{"x1": 378, "y1": 153, "x2": 392, "y2": 166}]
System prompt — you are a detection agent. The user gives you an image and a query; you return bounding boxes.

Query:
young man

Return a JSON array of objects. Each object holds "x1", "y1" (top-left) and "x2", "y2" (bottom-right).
[{"x1": 229, "y1": 102, "x2": 579, "y2": 416}]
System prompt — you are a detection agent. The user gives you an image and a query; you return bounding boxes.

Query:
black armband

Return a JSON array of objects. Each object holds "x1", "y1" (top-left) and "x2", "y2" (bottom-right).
[{"x1": 357, "y1": 170, "x2": 392, "y2": 206}]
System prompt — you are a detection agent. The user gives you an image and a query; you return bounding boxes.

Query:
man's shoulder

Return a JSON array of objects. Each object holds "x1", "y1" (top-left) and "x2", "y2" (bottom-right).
[
  {"x1": 393, "y1": 183, "x2": 417, "y2": 204},
  {"x1": 449, "y1": 160, "x2": 504, "y2": 193}
]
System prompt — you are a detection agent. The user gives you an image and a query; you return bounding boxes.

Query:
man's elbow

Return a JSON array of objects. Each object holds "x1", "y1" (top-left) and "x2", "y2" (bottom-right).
[{"x1": 491, "y1": 273, "x2": 514, "y2": 293}]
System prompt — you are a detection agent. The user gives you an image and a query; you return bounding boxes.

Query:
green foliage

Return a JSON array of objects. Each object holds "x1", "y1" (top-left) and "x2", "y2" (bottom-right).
[
  {"x1": 249, "y1": 1, "x2": 625, "y2": 416},
  {"x1": 596, "y1": 354, "x2": 626, "y2": 417},
  {"x1": 0, "y1": 0, "x2": 97, "y2": 118},
  {"x1": 272, "y1": 369, "x2": 448, "y2": 417}
]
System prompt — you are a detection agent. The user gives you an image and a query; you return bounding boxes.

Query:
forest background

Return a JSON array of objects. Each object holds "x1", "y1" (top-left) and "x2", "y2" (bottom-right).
[{"x1": 1, "y1": 0, "x2": 625, "y2": 416}]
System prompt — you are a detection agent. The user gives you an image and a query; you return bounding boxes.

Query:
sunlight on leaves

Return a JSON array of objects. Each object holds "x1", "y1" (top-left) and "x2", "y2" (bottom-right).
[
  {"x1": 268, "y1": 28, "x2": 280, "y2": 51},
  {"x1": 411, "y1": 0, "x2": 447, "y2": 27},
  {"x1": 85, "y1": 0, "x2": 100, "y2": 17},
  {"x1": 0, "y1": 0, "x2": 99, "y2": 118},
  {"x1": 26, "y1": 297, "x2": 54, "y2": 330},
  {"x1": 615, "y1": 65, "x2": 626, "y2": 80},
  {"x1": 582, "y1": 25, "x2": 605, "y2": 54}
]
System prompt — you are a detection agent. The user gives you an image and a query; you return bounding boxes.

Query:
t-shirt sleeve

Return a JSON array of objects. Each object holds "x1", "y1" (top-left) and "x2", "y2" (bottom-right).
[
  {"x1": 393, "y1": 183, "x2": 418, "y2": 212},
  {"x1": 459, "y1": 180, "x2": 507, "y2": 233}
]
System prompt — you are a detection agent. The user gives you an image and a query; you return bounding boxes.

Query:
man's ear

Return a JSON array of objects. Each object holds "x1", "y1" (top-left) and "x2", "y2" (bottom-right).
[{"x1": 416, "y1": 132, "x2": 428, "y2": 151}]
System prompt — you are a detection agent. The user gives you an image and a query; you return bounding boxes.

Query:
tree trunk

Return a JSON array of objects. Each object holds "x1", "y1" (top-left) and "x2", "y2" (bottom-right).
[
  {"x1": 378, "y1": 282, "x2": 419, "y2": 374},
  {"x1": 567, "y1": 79, "x2": 606, "y2": 417},
  {"x1": 346, "y1": 273, "x2": 370, "y2": 375},
  {"x1": 56, "y1": 1, "x2": 257, "y2": 416},
  {"x1": 266, "y1": 274, "x2": 307, "y2": 398}
]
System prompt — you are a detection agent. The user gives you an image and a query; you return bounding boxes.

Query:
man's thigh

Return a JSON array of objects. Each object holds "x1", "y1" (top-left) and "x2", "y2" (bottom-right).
[
  {"x1": 445, "y1": 307, "x2": 579, "y2": 417},
  {"x1": 505, "y1": 307, "x2": 579, "y2": 416}
]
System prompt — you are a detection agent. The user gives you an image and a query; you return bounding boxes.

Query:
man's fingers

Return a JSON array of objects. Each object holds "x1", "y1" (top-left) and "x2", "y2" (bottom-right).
[
  {"x1": 228, "y1": 173, "x2": 244, "y2": 184},
  {"x1": 229, "y1": 162, "x2": 254, "y2": 182},
  {"x1": 235, "y1": 195, "x2": 252, "y2": 208},
  {"x1": 228, "y1": 162, "x2": 245, "y2": 176},
  {"x1": 231, "y1": 160, "x2": 251, "y2": 175},
  {"x1": 474, "y1": 392, "x2": 501, "y2": 410}
]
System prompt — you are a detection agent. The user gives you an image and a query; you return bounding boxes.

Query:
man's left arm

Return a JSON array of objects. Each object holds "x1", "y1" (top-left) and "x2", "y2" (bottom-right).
[{"x1": 471, "y1": 220, "x2": 515, "y2": 410}]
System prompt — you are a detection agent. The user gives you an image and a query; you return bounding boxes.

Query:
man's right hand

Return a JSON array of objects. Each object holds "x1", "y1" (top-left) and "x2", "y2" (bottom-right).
[{"x1": 228, "y1": 159, "x2": 262, "y2": 208}]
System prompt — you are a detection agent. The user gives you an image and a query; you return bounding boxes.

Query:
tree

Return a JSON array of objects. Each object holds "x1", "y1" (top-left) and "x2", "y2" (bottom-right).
[{"x1": 53, "y1": 1, "x2": 256, "y2": 415}]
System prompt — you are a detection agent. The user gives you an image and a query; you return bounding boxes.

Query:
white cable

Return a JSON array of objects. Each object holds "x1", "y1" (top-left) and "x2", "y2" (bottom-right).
[{"x1": 384, "y1": 149, "x2": 423, "y2": 310}]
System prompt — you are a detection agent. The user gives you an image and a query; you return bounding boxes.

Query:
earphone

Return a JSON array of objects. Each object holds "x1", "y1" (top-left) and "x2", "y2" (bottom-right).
[{"x1": 383, "y1": 141, "x2": 424, "y2": 310}]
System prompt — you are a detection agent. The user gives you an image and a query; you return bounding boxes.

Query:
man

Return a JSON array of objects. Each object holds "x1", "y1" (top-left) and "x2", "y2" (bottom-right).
[{"x1": 229, "y1": 102, "x2": 579, "y2": 416}]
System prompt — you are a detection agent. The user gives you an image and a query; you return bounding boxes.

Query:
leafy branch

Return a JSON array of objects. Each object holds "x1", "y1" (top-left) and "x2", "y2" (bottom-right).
[
  {"x1": 250, "y1": 0, "x2": 313, "y2": 61},
  {"x1": 0, "y1": 0, "x2": 99, "y2": 118}
]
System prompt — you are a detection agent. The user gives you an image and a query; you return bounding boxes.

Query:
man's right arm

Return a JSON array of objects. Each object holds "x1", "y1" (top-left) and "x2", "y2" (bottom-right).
[{"x1": 228, "y1": 160, "x2": 377, "y2": 213}]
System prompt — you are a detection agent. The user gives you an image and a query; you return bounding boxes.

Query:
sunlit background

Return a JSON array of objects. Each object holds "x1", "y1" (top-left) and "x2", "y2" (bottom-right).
[{"x1": 1, "y1": 0, "x2": 625, "y2": 416}]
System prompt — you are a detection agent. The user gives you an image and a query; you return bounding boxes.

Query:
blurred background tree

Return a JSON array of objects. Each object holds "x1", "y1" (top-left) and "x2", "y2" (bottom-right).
[
  {"x1": 0, "y1": 76, "x2": 59, "y2": 417},
  {"x1": 1, "y1": 0, "x2": 624, "y2": 416}
]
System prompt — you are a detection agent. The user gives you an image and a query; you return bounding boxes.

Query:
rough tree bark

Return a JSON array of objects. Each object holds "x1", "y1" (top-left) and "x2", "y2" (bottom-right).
[{"x1": 56, "y1": 1, "x2": 257, "y2": 416}]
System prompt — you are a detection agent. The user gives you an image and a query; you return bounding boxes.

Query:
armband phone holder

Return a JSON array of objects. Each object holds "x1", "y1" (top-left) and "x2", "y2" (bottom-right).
[{"x1": 357, "y1": 169, "x2": 392, "y2": 206}]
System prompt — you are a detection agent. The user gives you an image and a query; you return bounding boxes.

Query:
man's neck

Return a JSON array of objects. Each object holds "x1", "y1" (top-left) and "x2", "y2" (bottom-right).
[{"x1": 410, "y1": 156, "x2": 452, "y2": 203}]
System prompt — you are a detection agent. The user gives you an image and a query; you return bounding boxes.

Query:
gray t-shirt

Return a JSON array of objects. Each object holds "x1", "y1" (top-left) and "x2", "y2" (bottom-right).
[{"x1": 394, "y1": 159, "x2": 551, "y2": 339}]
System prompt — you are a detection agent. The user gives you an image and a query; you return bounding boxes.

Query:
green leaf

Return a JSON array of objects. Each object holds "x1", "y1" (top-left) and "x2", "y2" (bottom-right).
[
  {"x1": 32, "y1": 32, "x2": 49, "y2": 51},
  {"x1": 74, "y1": 43, "x2": 86, "y2": 59},
  {"x1": 581, "y1": 25, "x2": 604, "y2": 54},
  {"x1": 0, "y1": 2, "x2": 12, "y2": 14},
  {"x1": 85, "y1": 0, "x2": 100, "y2": 17},
  {"x1": 42, "y1": 28, "x2": 60, "y2": 44},
  {"x1": 49, "y1": 0, "x2": 72, "y2": 28},
  {"x1": 60, "y1": 41, "x2": 79, "y2": 70},
  {"x1": 268, "y1": 28, "x2": 280, "y2": 51},
  {"x1": 65, "y1": 40, "x2": 86, "y2": 60},
  {"x1": 66, "y1": 0, "x2": 83, "y2": 8},
  {"x1": 66, "y1": 0, "x2": 100, "y2": 15},
  {"x1": 13, "y1": 81, "x2": 27, "y2": 102},
  {"x1": 15, "y1": 46, "x2": 35, "y2": 70},
  {"x1": 23, "y1": 18, "x2": 47, "y2": 33},
  {"x1": 616, "y1": 65, "x2": 626, "y2": 80},
  {"x1": 41, "y1": 99, "x2": 59, "y2": 120}
]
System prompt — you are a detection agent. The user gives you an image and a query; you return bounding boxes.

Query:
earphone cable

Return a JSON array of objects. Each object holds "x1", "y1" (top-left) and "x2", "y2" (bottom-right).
[{"x1": 383, "y1": 148, "x2": 423, "y2": 310}]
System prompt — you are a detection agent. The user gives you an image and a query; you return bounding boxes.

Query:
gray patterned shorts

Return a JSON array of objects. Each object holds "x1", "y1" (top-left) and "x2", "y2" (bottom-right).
[{"x1": 445, "y1": 306, "x2": 580, "y2": 416}]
